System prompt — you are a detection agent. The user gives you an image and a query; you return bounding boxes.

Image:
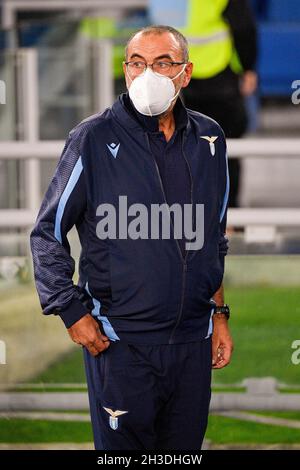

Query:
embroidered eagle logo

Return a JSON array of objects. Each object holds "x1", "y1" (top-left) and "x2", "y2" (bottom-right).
[
  {"x1": 103, "y1": 407, "x2": 128, "y2": 430},
  {"x1": 200, "y1": 136, "x2": 219, "y2": 156}
]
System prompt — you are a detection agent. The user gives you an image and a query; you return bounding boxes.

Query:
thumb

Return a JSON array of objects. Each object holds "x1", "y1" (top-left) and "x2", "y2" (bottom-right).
[{"x1": 94, "y1": 322, "x2": 109, "y2": 341}]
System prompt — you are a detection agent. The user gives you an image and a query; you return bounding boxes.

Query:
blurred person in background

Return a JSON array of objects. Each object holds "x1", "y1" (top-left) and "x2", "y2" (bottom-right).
[
  {"x1": 178, "y1": 0, "x2": 258, "y2": 207},
  {"x1": 30, "y1": 25, "x2": 233, "y2": 450}
]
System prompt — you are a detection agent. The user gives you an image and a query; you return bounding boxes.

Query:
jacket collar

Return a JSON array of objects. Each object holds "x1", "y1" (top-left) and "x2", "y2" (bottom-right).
[{"x1": 111, "y1": 92, "x2": 190, "y2": 135}]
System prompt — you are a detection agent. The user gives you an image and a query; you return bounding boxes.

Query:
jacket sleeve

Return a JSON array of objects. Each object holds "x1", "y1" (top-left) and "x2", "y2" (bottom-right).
[
  {"x1": 218, "y1": 130, "x2": 230, "y2": 269},
  {"x1": 30, "y1": 129, "x2": 92, "y2": 328},
  {"x1": 223, "y1": 0, "x2": 257, "y2": 71}
]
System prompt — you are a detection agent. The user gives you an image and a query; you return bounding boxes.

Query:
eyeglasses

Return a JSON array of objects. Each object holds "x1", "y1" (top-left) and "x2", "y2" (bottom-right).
[{"x1": 124, "y1": 60, "x2": 186, "y2": 76}]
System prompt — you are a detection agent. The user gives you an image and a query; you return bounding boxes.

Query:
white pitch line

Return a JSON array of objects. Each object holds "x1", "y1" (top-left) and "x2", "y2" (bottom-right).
[{"x1": 0, "y1": 411, "x2": 90, "y2": 421}]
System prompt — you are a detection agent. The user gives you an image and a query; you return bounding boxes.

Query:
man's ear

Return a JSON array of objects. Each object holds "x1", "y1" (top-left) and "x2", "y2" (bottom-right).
[
  {"x1": 123, "y1": 62, "x2": 130, "y2": 89},
  {"x1": 182, "y1": 62, "x2": 193, "y2": 88}
]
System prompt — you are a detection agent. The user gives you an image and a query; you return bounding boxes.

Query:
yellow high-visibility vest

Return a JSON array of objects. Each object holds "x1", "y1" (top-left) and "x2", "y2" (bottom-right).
[{"x1": 179, "y1": 0, "x2": 243, "y2": 78}]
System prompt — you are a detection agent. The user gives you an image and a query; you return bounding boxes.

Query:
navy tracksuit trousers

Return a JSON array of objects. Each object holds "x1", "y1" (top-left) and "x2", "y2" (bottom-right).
[{"x1": 83, "y1": 336, "x2": 212, "y2": 450}]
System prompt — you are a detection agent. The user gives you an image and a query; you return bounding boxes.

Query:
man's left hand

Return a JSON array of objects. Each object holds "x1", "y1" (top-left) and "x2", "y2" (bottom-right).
[{"x1": 212, "y1": 314, "x2": 234, "y2": 369}]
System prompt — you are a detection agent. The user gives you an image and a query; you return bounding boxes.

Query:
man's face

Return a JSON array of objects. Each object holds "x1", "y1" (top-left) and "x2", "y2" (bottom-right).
[{"x1": 123, "y1": 32, "x2": 193, "y2": 97}]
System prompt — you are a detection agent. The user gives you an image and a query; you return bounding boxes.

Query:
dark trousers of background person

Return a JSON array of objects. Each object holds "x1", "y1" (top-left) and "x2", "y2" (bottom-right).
[{"x1": 183, "y1": 66, "x2": 248, "y2": 208}]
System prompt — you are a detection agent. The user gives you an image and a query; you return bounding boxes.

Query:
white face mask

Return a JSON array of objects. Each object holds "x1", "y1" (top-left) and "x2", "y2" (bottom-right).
[{"x1": 128, "y1": 65, "x2": 186, "y2": 117}]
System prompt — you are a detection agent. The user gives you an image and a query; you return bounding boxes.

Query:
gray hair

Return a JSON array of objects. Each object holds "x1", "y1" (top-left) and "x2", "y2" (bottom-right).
[{"x1": 125, "y1": 25, "x2": 189, "y2": 62}]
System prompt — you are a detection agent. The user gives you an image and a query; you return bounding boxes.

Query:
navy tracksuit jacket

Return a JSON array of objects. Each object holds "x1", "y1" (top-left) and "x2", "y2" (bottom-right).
[{"x1": 30, "y1": 93, "x2": 229, "y2": 450}]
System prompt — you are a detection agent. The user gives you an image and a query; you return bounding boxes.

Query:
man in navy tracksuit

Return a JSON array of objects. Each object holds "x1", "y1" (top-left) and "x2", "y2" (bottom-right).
[{"x1": 30, "y1": 25, "x2": 233, "y2": 450}]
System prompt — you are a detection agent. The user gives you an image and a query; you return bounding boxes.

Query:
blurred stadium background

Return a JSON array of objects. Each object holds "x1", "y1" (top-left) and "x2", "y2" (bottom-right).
[{"x1": 0, "y1": 0, "x2": 300, "y2": 449}]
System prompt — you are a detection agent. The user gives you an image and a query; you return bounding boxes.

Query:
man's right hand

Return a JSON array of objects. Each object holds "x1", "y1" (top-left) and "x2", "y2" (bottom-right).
[{"x1": 67, "y1": 313, "x2": 110, "y2": 356}]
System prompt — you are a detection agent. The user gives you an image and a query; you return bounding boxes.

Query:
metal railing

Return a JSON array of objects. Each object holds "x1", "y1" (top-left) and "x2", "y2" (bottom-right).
[
  {"x1": 1, "y1": 0, "x2": 148, "y2": 30},
  {"x1": 0, "y1": 139, "x2": 300, "y2": 229}
]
